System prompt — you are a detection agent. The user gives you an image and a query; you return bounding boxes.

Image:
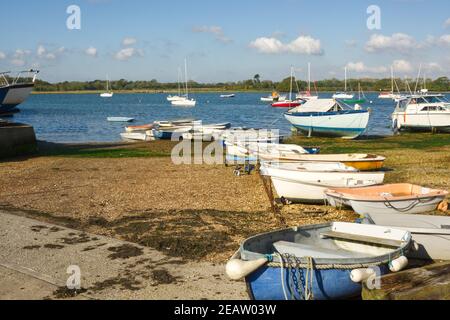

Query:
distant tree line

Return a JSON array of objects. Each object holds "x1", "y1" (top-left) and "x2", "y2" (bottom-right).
[{"x1": 34, "y1": 76, "x2": 450, "y2": 93}]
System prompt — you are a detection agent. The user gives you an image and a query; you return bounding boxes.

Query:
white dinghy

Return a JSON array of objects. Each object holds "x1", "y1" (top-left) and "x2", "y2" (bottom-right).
[
  {"x1": 120, "y1": 131, "x2": 155, "y2": 142},
  {"x1": 325, "y1": 184, "x2": 448, "y2": 215},
  {"x1": 107, "y1": 117, "x2": 134, "y2": 122},
  {"x1": 260, "y1": 162, "x2": 385, "y2": 204},
  {"x1": 364, "y1": 213, "x2": 450, "y2": 260}
]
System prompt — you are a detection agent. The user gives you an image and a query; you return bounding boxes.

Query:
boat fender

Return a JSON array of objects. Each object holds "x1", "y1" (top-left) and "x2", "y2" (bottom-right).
[
  {"x1": 350, "y1": 268, "x2": 376, "y2": 283},
  {"x1": 225, "y1": 255, "x2": 271, "y2": 281},
  {"x1": 389, "y1": 256, "x2": 408, "y2": 273},
  {"x1": 437, "y1": 200, "x2": 448, "y2": 212}
]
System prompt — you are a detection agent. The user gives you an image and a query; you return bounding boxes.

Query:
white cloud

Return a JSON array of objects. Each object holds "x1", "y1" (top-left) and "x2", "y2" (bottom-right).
[
  {"x1": 424, "y1": 62, "x2": 443, "y2": 72},
  {"x1": 11, "y1": 59, "x2": 25, "y2": 67},
  {"x1": 345, "y1": 40, "x2": 357, "y2": 47},
  {"x1": 0, "y1": 51, "x2": 5, "y2": 60},
  {"x1": 392, "y1": 59, "x2": 413, "y2": 73},
  {"x1": 345, "y1": 61, "x2": 387, "y2": 73},
  {"x1": 365, "y1": 33, "x2": 420, "y2": 53},
  {"x1": 37, "y1": 45, "x2": 46, "y2": 57},
  {"x1": 114, "y1": 47, "x2": 143, "y2": 61},
  {"x1": 85, "y1": 46, "x2": 98, "y2": 57},
  {"x1": 249, "y1": 35, "x2": 323, "y2": 55},
  {"x1": 437, "y1": 34, "x2": 450, "y2": 46},
  {"x1": 192, "y1": 25, "x2": 232, "y2": 43},
  {"x1": 445, "y1": 18, "x2": 450, "y2": 28},
  {"x1": 122, "y1": 37, "x2": 137, "y2": 46},
  {"x1": 36, "y1": 45, "x2": 65, "y2": 60},
  {"x1": 14, "y1": 49, "x2": 31, "y2": 59}
]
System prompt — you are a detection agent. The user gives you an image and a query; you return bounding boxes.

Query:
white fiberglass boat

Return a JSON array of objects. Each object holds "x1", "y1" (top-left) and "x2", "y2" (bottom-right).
[
  {"x1": 325, "y1": 184, "x2": 448, "y2": 215},
  {"x1": 391, "y1": 93, "x2": 450, "y2": 132},
  {"x1": 364, "y1": 213, "x2": 450, "y2": 260},
  {"x1": 120, "y1": 131, "x2": 155, "y2": 142},
  {"x1": 171, "y1": 59, "x2": 196, "y2": 107},
  {"x1": 296, "y1": 63, "x2": 319, "y2": 101},
  {"x1": 285, "y1": 99, "x2": 370, "y2": 139},
  {"x1": 100, "y1": 75, "x2": 113, "y2": 98},
  {"x1": 260, "y1": 162, "x2": 385, "y2": 203},
  {"x1": 0, "y1": 69, "x2": 39, "y2": 113},
  {"x1": 107, "y1": 117, "x2": 134, "y2": 122},
  {"x1": 332, "y1": 67, "x2": 354, "y2": 100}
]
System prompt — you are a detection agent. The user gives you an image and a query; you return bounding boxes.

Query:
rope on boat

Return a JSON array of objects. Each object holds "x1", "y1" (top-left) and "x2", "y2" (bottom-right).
[
  {"x1": 267, "y1": 259, "x2": 389, "y2": 270},
  {"x1": 383, "y1": 196, "x2": 438, "y2": 213},
  {"x1": 279, "y1": 254, "x2": 315, "y2": 300}
]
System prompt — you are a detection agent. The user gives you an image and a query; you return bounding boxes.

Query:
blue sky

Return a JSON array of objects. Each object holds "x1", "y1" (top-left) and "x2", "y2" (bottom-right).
[{"x1": 0, "y1": 0, "x2": 449, "y2": 83}]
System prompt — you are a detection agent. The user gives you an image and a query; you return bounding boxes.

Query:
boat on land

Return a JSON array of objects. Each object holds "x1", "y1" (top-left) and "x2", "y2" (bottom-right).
[
  {"x1": 120, "y1": 131, "x2": 155, "y2": 142},
  {"x1": 284, "y1": 98, "x2": 370, "y2": 139},
  {"x1": 296, "y1": 63, "x2": 319, "y2": 101},
  {"x1": 363, "y1": 213, "x2": 450, "y2": 260},
  {"x1": 107, "y1": 117, "x2": 134, "y2": 122},
  {"x1": 325, "y1": 184, "x2": 449, "y2": 215},
  {"x1": 125, "y1": 124, "x2": 154, "y2": 133},
  {"x1": 171, "y1": 59, "x2": 196, "y2": 107},
  {"x1": 246, "y1": 143, "x2": 320, "y2": 160},
  {"x1": 272, "y1": 67, "x2": 302, "y2": 108},
  {"x1": 260, "y1": 161, "x2": 385, "y2": 203},
  {"x1": 155, "y1": 118, "x2": 197, "y2": 127},
  {"x1": 332, "y1": 67, "x2": 354, "y2": 100},
  {"x1": 255, "y1": 152, "x2": 385, "y2": 171},
  {"x1": 391, "y1": 92, "x2": 450, "y2": 132},
  {"x1": 226, "y1": 222, "x2": 411, "y2": 300},
  {"x1": 220, "y1": 94, "x2": 236, "y2": 98},
  {"x1": 0, "y1": 69, "x2": 39, "y2": 113},
  {"x1": 100, "y1": 75, "x2": 113, "y2": 98},
  {"x1": 153, "y1": 122, "x2": 231, "y2": 140}
]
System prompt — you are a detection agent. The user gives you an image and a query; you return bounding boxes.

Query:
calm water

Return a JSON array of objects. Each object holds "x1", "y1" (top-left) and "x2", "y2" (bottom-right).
[{"x1": 11, "y1": 92, "x2": 448, "y2": 143}]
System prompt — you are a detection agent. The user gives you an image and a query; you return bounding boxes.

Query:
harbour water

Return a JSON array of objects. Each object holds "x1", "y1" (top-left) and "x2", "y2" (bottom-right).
[{"x1": 11, "y1": 92, "x2": 449, "y2": 143}]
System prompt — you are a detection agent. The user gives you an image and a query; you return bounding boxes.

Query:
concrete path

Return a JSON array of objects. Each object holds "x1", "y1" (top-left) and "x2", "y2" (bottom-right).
[{"x1": 0, "y1": 211, "x2": 247, "y2": 300}]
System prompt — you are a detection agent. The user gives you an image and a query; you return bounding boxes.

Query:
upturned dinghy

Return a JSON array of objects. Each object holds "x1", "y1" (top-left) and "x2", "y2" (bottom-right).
[
  {"x1": 363, "y1": 213, "x2": 450, "y2": 260},
  {"x1": 125, "y1": 124, "x2": 154, "y2": 133},
  {"x1": 325, "y1": 184, "x2": 449, "y2": 215},
  {"x1": 260, "y1": 162, "x2": 385, "y2": 203},
  {"x1": 246, "y1": 143, "x2": 320, "y2": 160},
  {"x1": 107, "y1": 117, "x2": 134, "y2": 122},
  {"x1": 120, "y1": 131, "x2": 155, "y2": 142},
  {"x1": 226, "y1": 222, "x2": 411, "y2": 300},
  {"x1": 256, "y1": 152, "x2": 385, "y2": 171}
]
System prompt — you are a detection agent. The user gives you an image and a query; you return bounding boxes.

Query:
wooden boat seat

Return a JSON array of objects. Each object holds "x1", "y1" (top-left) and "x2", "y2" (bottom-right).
[
  {"x1": 273, "y1": 241, "x2": 367, "y2": 259},
  {"x1": 320, "y1": 231, "x2": 403, "y2": 248}
]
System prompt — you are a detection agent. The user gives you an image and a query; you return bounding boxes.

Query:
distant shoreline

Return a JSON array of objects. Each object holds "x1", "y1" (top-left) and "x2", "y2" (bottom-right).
[{"x1": 31, "y1": 90, "x2": 450, "y2": 95}]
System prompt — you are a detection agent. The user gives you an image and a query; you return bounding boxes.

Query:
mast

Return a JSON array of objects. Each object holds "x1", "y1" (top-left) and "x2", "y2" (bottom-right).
[
  {"x1": 184, "y1": 58, "x2": 189, "y2": 98},
  {"x1": 308, "y1": 62, "x2": 311, "y2": 92},
  {"x1": 106, "y1": 75, "x2": 109, "y2": 91},
  {"x1": 289, "y1": 67, "x2": 293, "y2": 101},
  {"x1": 391, "y1": 66, "x2": 394, "y2": 94},
  {"x1": 177, "y1": 68, "x2": 181, "y2": 96},
  {"x1": 344, "y1": 67, "x2": 347, "y2": 92}
]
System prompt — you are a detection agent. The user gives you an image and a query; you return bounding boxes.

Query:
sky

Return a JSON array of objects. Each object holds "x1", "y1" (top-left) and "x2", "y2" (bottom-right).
[{"x1": 0, "y1": 0, "x2": 449, "y2": 83}]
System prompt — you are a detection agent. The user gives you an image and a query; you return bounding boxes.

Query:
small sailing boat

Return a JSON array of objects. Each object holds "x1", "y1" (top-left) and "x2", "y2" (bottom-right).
[
  {"x1": 171, "y1": 59, "x2": 196, "y2": 107},
  {"x1": 378, "y1": 66, "x2": 402, "y2": 100},
  {"x1": 296, "y1": 63, "x2": 319, "y2": 101},
  {"x1": 332, "y1": 67, "x2": 354, "y2": 99},
  {"x1": 343, "y1": 83, "x2": 367, "y2": 104},
  {"x1": 167, "y1": 68, "x2": 186, "y2": 102},
  {"x1": 261, "y1": 91, "x2": 286, "y2": 102},
  {"x1": 100, "y1": 75, "x2": 113, "y2": 98},
  {"x1": 272, "y1": 67, "x2": 302, "y2": 108},
  {"x1": 220, "y1": 94, "x2": 236, "y2": 98}
]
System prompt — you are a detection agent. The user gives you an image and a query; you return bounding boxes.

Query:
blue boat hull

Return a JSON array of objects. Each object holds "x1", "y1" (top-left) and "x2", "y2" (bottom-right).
[{"x1": 246, "y1": 265, "x2": 389, "y2": 300}]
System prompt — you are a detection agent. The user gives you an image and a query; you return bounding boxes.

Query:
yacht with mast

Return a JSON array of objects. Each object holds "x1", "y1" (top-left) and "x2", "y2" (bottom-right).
[
  {"x1": 379, "y1": 66, "x2": 402, "y2": 100},
  {"x1": 332, "y1": 67, "x2": 354, "y2": 99},
  {"x1": 296, "y1": 63, "x2": 319, "y2": 101},
  {"x1": 167, "y1": 68, "x2": 186, "y2": 102},
  {"x1": 272, "y1": 67, "x2": 302, "y2": 108},
  {"x1": 171, "y1": 59, "x2": 196, "y2": 107},
  {"x1": 100, "y1": 75, "x2": 113, "y2": 98}
]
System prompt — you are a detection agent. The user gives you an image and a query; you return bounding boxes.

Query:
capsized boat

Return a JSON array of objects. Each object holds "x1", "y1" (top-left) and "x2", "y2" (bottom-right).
[
  {"x1": 125, "y1": 124, "x2": 154, "y2": 133},
  {"x1": 226, "y1": 222, "x2": 411, "y2": 300},
  {"x1": 260, "y1": 161, "x2": 385, "y2": 203},
  {"x1": 0, "y1": 69, "x2": 39, "y2": 113},
  {"x1": 256, "y1": 152, "x2": 385, "y2": 171},
  {"x1": 363, "y1": 213, "x2": 450, "y2": 261},
  {"x1": 107, "y1": 117, "x2": 134, "y2": 122},
  {"x1": 285, "y1": 99, "x2": 370, "y2": 139},
  {"x1": 120, "y1": 131, "x2": 155, "y2": 142},
  {"x1": 325, "y1": 184, "x2": 449, "y2": 215}
]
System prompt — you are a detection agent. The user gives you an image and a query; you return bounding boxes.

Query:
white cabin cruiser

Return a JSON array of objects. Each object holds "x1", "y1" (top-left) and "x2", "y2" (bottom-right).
[
  {"x1": 0, "y1": 69, "x2": 39, "y2": 113},
  {"x1": 391, "y1": 92, "x2": 450, "y2": 132}
]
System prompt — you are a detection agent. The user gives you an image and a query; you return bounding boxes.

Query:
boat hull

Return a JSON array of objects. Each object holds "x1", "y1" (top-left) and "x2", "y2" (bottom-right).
[
  {"x1": 272, "y1": 101, "x2": 301, "y2": 108},
  {"x1": 246, "y1": 264, "x2": 389, "y2": 300},
  {"x1": 392, "y1": 112, "x2": 450, "y2": 132},
  {"x1": 0, "y1": 84, "x2": 34, "y2": 112},
  {"x1": 285, "y1": 110, "x2": 369, "y2": 139}
]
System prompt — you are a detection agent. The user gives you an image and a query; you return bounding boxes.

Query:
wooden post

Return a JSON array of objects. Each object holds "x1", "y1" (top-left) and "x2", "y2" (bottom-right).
[
  {"x1": 362, "y1": 261, "x2": 450, "y2": 300},
  {"x1": 258, "y1": 172, "x2": 287, "y2": 227}
]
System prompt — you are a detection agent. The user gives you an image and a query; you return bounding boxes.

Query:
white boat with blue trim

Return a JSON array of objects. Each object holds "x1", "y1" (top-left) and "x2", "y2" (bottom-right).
[{"x1": 284, "y1": 99, "x2": 370, "y2": 139}]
